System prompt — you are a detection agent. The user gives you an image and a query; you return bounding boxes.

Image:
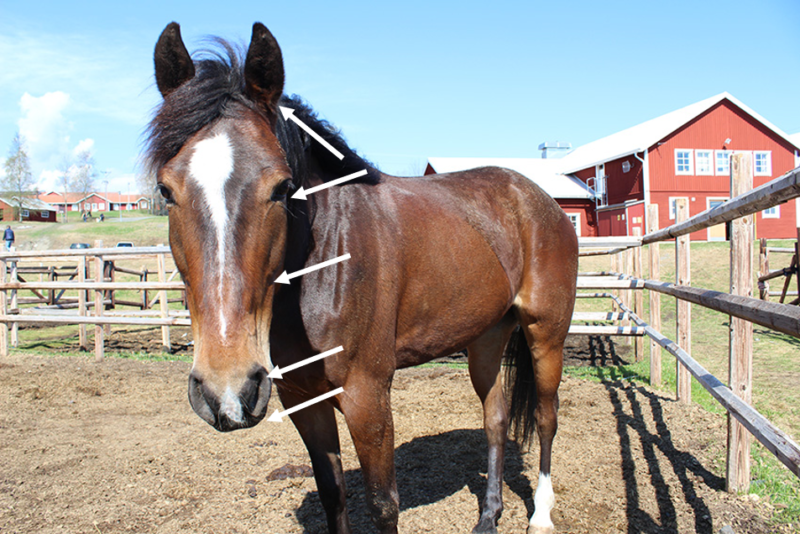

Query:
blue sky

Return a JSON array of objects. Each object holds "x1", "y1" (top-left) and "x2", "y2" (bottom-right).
[{"x1": 1, "y1": 0, "x2": 799, "y2": 194}]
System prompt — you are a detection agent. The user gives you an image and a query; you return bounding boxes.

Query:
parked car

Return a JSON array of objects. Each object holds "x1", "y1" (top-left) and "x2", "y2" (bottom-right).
[
  {"x1": 115, "y1": 242, "x2": 134, "y2": 248},
  {"x1": 69, "y1": 243, "x2": 91, "y2": 249}
]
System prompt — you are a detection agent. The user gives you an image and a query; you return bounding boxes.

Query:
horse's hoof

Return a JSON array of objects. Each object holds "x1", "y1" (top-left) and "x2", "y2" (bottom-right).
[
  {"x1": 471, "y1": 518, "x2": 498, "y2": 534},
  {"x1": 526, "y1": 525, "x2": 554, "y2": 534}
]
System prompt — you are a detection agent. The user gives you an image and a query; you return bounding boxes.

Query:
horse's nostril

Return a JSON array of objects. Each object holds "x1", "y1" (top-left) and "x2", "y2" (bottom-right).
[{"x1": 188, "y1": 373, "x2": 217, "y2": 426}]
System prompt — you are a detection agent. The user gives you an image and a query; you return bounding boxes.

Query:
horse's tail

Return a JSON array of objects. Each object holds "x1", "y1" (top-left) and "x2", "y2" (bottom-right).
[{"x1": 504, "y1": 326, "x2": 537, "y2": 448}]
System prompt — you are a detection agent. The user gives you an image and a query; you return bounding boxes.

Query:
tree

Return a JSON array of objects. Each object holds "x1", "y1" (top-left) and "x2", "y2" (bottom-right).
[
  {"x1": 72, "y1": 149, "x2": 97, "y2": 209},
  {"x1": 2, "y1": 132, "x2": 35, "y2": 221},
  {"x1": 56, "y1": 157, "x2": 74, "y2": 223}
]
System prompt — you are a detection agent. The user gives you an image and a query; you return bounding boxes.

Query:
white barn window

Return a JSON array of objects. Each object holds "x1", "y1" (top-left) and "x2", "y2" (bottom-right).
[
  {"x1": 763, "y1": 205, "x2": 780, "y2": 219},
  {"x1": 715, "y1": 150, "x2": 733, "y2": 175},
  {"x1": 675, "y1": 149, "x2": 693, "y2": 175},
  {"x1": 695, "y1": 150, "x2": 713, "y2": 175},
  {"x1": 567, "y1": 213, "x2": 581, "y2": 236},
  {"x1": 754, "y1": 151, "x2": 772, "y2": 176}
]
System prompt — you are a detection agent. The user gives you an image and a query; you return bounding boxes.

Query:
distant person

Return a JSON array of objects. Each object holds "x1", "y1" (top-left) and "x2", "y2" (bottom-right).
[
  {"x1": 100, "y1": 213, "x2": 105, "y2": 222},
  {"x1": 4, "y1": 226, "x2": 14, "y2": 251}
]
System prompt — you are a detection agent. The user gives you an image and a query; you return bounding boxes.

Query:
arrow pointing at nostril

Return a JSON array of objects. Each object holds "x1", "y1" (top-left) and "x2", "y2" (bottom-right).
[
  {"x1": 268, "y1": 387, "x2": 345, "y2": 422},
  {"x1": 268, "y1": 346, "x2": 344, "y2": 379},
  {"x1": 274, "y1": 253, "x2": 351, "y2": 284}
]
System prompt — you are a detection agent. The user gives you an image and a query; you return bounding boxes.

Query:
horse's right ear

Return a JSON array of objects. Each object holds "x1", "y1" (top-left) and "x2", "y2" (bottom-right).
[
  {"x1": 244, "y1": 23, "x2": 285, "y2": 117},
  {"x1": 154, "y1": 22, "x2": 195, "y2": 98}
]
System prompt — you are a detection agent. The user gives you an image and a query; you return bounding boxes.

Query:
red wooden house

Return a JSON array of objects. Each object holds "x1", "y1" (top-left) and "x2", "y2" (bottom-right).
[{"x1": 562, "y1": 93, "x2": 800, "y2": 240}]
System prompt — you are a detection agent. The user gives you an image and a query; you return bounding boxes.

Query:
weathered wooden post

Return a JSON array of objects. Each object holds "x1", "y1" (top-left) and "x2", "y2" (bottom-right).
[
  {"x1": 157, "y1": 251, "x2": 171, "y2": 352},
  {"x1": 78, "y1": 255, "x2": 88, "y2": 350},
  {"x1": 647, "y1": 205, "x2": 662, "y2": 385},
  {"x1": 758, "y1": 238, "x2": 768, "y2": 300},
  {"x1": 675, "y1": 198, "x2": 691, "y2": 404},
  {"x1": 727, "y1": 153, "x2": 754, "y2": 493},
  {"x1": 632, "y1": 228, "x2": 643, "y2": 361},
  {"x1": 94, "y1": 241, "x2": 105, "y2": 362},
  {"x1": 10, "y1": 261, "x2": 18, "y2": 347},
  {"x1": 0, "y1": 259, "x2": 8, "y2": 358}
]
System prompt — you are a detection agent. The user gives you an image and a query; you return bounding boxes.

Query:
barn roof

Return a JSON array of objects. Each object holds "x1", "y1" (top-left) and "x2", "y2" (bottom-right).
[
  {"x1": 0, "y1": 196, "x2": 58, "y2": 211},
  {"x1": 559, "y1": 92, "x2": 800, "y2": 174},
  {"x1": 425, "y1": 157, "x2": 594, "y2": 200}
]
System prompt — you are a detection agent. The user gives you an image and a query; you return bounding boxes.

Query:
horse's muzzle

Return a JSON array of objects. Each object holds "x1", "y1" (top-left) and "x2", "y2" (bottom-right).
[{"x1": 188, "y1": 366, "x2": 272, "y2": 431}]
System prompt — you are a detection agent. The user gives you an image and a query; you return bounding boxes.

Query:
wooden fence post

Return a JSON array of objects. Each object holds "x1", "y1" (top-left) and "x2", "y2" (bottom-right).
[
  {"x1": 647, "y1": 204, "x2": 662, "y2": 385},
  {"x1": 727, "y1": 153, "x2": 754, "y2": 493},
  {"x1": 1, "y1": 259, "x2": 7, "y2": 358},
  {"x1": 632, "y1": 228, "x2": 643, "y2": 361},
  {"x1": 758, "y1": 238, "x2": 769, "y2": 300},
  {"x1": 10, "y1": 261, "x2": 18, "y2": 347},
  {"x1": 675, "y1": 198, "x2": 692, "y2": 404},
  {"x1": 94, "y1": 242, "x2": 104, "y2": 362},
  {"x1": 157, "y1": 252, "x2": 171, "y2": 352},
  {"x1": 78, "y1": 256, "x2": 88, "y2": 350}
]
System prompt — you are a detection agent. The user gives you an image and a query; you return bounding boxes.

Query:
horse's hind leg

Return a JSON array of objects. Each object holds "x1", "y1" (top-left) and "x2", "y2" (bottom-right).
[
  {"x1": 514, "y1": 304, "x2": 571, "y2": 534},
  {"x1": 467, "y1": 313, "x2": 517, "y2": 534}
]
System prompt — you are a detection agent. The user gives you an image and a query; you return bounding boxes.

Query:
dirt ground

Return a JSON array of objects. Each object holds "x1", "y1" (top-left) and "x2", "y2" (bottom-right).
[{"x1": 0, "y1": 330, "x2": 789, "y2": 534}]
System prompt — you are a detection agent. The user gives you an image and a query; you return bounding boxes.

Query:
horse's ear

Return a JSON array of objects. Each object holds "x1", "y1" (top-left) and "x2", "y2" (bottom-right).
[
  {"x1": 154, "y1": 22, "x2": 195, "y2": 98},
  {"x1": 244, "y1": 23, "x2": 285, "y2": 117}
]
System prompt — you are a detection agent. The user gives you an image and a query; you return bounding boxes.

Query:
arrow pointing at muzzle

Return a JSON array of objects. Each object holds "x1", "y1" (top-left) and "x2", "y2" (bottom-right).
[
  {"x1": 268, "y1": 345, "x2": 344, "y2": 379},
  {"x1": 267, "y1": 387, "x2": 345, "y2": 422}
]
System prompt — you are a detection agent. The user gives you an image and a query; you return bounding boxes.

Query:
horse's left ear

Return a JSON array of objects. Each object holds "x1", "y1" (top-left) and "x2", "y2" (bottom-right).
[{"x1": 244, "y1": 23, "x2": 285, "y2": 118}]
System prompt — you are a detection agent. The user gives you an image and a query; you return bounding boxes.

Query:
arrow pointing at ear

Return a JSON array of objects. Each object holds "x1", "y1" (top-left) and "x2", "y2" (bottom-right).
[
  {"x1": 274, "y1": 253, "x2": 351, "y2": 284},
  {"x1": 292, "y1": 169, "x2": 368, "y2": 200},
  {"x1": 268, "y1": 346, "x2": 344, "y2": 379},
  {"x1": 279, "y1": 106, "x2": 345, "y2": 160},
  {"x1": 268, "y1": 387, "x2": 345, "y2": 422}
]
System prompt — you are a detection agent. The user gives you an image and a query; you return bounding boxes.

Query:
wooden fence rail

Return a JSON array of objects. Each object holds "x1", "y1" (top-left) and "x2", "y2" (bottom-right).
[{"x1": 576, "y1": 158, "x2": 800, "y2": 492}]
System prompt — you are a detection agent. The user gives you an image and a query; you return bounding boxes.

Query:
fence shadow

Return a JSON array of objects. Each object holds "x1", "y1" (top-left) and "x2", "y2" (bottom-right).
[
  {"x1": 595, "y1": 367, "x2": 726, "y2": 534},
  {"x1": 294, "y1": 429, "x2": 533, "y2": 533}
]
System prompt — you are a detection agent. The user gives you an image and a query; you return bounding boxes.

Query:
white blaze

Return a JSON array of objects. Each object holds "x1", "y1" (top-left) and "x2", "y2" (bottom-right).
[
  {"x1": 530, "y1": 472, "x2": 555, "y2": 530},
  {"x1": 189, "y1": 133, "x2": 234, "y2": 337}
]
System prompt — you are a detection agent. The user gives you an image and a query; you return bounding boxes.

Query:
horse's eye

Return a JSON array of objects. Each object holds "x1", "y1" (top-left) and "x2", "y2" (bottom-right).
[
  {"x1": 157, "y1": 183, "x2": 174, "y2": 204},
  {"x1": 271, "y1": 179, "x2": 294, "y2": 202}
]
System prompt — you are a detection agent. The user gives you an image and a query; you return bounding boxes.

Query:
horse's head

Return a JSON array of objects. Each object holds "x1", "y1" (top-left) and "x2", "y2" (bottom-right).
[{"x1": 148, "y1": 23, "x2": 290, "y2": 431}]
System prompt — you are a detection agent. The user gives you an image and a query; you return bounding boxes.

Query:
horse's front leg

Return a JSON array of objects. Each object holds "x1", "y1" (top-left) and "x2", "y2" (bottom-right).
[
  {"x1": 340, "y1": 377, "x2": 399, "y2": 534},
  {"x1": 280, "y1": 388, "x2": 352, "y2": 534}
]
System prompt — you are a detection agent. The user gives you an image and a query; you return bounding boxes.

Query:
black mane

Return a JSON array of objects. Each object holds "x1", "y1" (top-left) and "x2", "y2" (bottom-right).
[{"x1": 143, "y1": 39, "x2": 380, "y2": 189}]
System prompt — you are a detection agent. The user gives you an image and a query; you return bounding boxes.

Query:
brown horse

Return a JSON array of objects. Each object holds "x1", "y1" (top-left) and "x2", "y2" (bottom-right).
[{"x1": 145, "y1": 22, "x2": 578, "y2": 534}]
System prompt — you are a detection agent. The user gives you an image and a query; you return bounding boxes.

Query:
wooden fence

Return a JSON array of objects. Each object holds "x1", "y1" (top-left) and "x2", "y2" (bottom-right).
[
  {"x1": 0, "y1": 243, "x2": 187, "y2": 361},
  {"x1": 576, "y1": 156, "x2": 800, "y2": 493}
]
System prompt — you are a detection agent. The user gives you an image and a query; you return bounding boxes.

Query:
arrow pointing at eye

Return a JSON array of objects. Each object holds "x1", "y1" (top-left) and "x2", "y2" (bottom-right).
[
  {"x1": 268, "y1": 346, "x2": 344, "y2": 379},
  {"x1": 274, "y1": 253, "x2": 351, "y2": 285},
  {"x1": 292, "y1": 169, "x2": 368, "y2": 200},
  {"x1": 279, "y1": 106, "x2": 345, "y2": 160},
  {"x1": 268, "y1": 387, "x2": 345, "y2": 422}
]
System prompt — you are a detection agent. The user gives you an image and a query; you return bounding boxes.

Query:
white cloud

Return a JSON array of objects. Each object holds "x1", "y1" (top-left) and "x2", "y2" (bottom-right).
[
  {"x1": 18, "y1": 91, "x2": 72, "y2": 171},
  {"x1": 73, "y1": 138, "x2": 94, "y2": 156}
]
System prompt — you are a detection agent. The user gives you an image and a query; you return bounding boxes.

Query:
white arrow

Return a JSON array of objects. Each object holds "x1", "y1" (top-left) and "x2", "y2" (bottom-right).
[
  {"x1": 279, "y1": 106, "x2": 345, "y2": 160},
  {"x1": 268, "y1": 387, "x2": 345, "y2": 422},
  {"x1": 268, "y1": 346, "x2": 344, "y2": 379},
  {"x1": 274, "y1": 253, "x2": 351, "y2": 285},
  {"x1": 292, "y1": 169, "x2": 368, "y2": 200}
]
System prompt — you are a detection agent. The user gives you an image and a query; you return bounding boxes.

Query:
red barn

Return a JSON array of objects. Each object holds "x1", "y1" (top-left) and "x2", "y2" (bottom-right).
[{"x1": 562, "y1": 93, "x2": 800, "y2": 240}]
